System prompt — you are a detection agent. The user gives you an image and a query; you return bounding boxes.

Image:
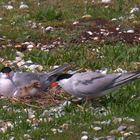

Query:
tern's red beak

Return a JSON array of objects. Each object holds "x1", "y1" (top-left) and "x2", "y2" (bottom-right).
[{"x1": 50, "y1": 82, "x2": 59, "y2": 88}]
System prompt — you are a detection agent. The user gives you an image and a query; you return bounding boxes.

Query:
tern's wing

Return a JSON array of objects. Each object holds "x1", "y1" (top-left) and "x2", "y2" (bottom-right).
[
  {"x1": 39, "y1": 64, "x2": 70, "y2": 89},
  {"x1": 13, "y1": 72, "x2": 40, "y2": 87},
  {"x1": 47, "y1": 64, "x2": 69, "y2": 76},
  {"x1": 72, "y1": 71, "x2": 140, "y2": 97},
  {"x1": 71, "y1": 72, "x2": 119, "y2": 97}
]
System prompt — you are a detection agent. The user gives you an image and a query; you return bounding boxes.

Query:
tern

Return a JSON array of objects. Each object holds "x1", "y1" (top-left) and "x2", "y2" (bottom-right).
[
  {"x1": 0, "y1": 64, "x2": 69, "y2": 97},
  {"x1": 55, "y1": 70, "x2": 140, "y2": 99}
]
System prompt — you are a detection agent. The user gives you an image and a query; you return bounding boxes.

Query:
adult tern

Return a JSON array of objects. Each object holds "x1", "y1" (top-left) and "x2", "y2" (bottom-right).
[{"x1": 55, "y1": 70, "x2": 140, "y2": 99}]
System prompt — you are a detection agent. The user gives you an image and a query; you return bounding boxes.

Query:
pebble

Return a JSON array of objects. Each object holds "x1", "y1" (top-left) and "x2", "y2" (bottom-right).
[
  {"x1": 19, "y1": 2, "x2": 29, "y2": 9},
  {"x1": 124, "y1": 117, "x2": 135, "y2": 122},
  {"x1": 93, "y1": 37, "x2": 99, "y2": 40},
  {"x1": 101, "y1": 0, "x2": 111, "y2": 4},
  {"x1": 27, "y1": 44, "x2": 34, "y2": 50},
  {"x1": 82, "y1": 15, "x2": 92, "y2": 20},
  {"x1": 73, "y1": 21, "x2": 79, "y2": 25},
  {"x1": 57, "y1": 128, "x2": 63, "y2": 133},
  {"x1": 60, "y1": 123, "x2": 69, "y2": 130},
  {"x1": 4, "y1": 5, "x2": 14, "y2": 10},
  {"x1": 9, "y1": 137, "x2": 15, "y2": 140},
  {"x1": 82, "y1": 131, "x2": 88, "y2": 136},
  {"x1": 130, "y1": 7, "x2": 139, "y2": 13},
  {"x1": 62, "y1": 101, "x2": 71, "y2": 107},
  {"x1": 123, "y1": 131, "x2": 133, "y2": 137},
  {"x1": 81, "y1": 135, "x2": 88, "y2": 140},
  {"x1": 112, "y1": 117, "x2": 122, "y2": 124},
  {"x1": 51, "y1": 128, "x2": 57, "y2": 134},
  {"x1": 114, "y1": 68, "x2": 127, "y2": 73},
  {"x1": 31, "y1": 22, "x2": 37, "y2": 29},
  {"x1": 110, "y1": 129, "x2": 119, "y2": 135},
  {"x1": 24, "y1": 134, "x2": 30, "y2": 138},
  {"x1": 127, "y1": 29, "x2": 135, "y2": 33},
  {"x1": 0, "y1": 127, "x2": 7, "y2": 133},
  {"x1": 87, "y1": 31, "x2": 93, "y2": 35},
  {"x1": 117, "y1": 125, "x2": 127, "y2": 132},
  {"x1": 7, "y1": 121, "x2": 14, "y2": 128},
  {"x1": 93, "y1": 126, "x2": 102, "y2": 131},
  {"x1": 106, "y1": 136, "x2": 115, "y2": 140},
  {"x1": 111, "y1": 18, "x2": 117, "y2": 21},
  {"x1": 45, "y1": 26, "x2": 54, "y2": 32}
]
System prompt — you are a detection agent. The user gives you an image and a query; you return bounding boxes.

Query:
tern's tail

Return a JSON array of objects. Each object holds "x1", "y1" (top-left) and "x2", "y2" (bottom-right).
[{"x1": 111, "y1": 71, "x2": 140, "y2": 89}]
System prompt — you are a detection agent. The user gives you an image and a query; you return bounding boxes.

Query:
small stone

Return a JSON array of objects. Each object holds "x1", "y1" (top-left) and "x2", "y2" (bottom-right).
[
  {"x1": 100, "y1": 29, "x2": 106, "y2": 32},
  {"x1": 110, "y1": 129, "x2": 119, "y2": 135},
  {"x1": 27, "y1": 44, "x2": 34, "y2": 50},
  {"x1": 123, "y1": 132, "x2": 133, "y2": 137},
  {"x1": 0, "y1": 127, "x2": 7, "y2": 133},
  {"x1": 116, "y1": 27, "x2": 120, "y2": 31},
  {"x1": 19, "y1": 2, "x2": 29, "y2": 9},
  {"x1": 112, "y1": 18, "x2": 117, "y2": 21},
  {"x1": 114, "y1": 68, "x2": 127, "y2": 73},
  {"x1": 124, "y1": 117, "x2": 135, "y2": 122},
  {"x1": 82, "y1": 15, "x2": 92, "y2": 20},
  {"x1": 101, "y1": 0, "x2": 111, "y2": 4},
  {"x1": 73, "y1": 21, "x2": 79, "y2": 25},
  {"x1": 127, "y1": 29, "x2": 134, "y2": 33},
  {"x1": 45, "y1": 26, "x2": 54, "y2": 32},
  {"x1": 16, "y1": 51, "x2": 24, "y2": 58},
  {"x1": 87, "y1": 31, "x2": 93, "y2": 35},
  {"x1": 130, "y1": 7, "x2": 139, "y2": 13},
  {"x1": 82, "y1": 131, "x2": 88, "y2": 136},
  {"x1": 117, "y1": 125, "x2": 127, "y2": 132},
  {"x1": 9, "y1": 137, "x2": 15, "y2": 140},
  {"x1": 93, "y1": 37, "x2": 99, "y2": 40},
  {"x1": 93, "y1": 126, "x2": 102, "y2": 131},
  {"x1": 81, "y1": 135, "x2": 88, "y2": 140},
  {"x1": 106, "y1": 136, "x2": 115, "y2": 140},
  {"x1": 60, "y1": 123, "x2": 69, "y2": 129},
  {"x1": 57, "y1": 128, "x2": 63, "y2": 133},
  {"x1": 4, "y1": 5, "x2": 14, "y2": 10},
  {"x1": 7, "y1": 121, "x2": 14, "y2": 128},
  {"x1": 62, "y1": 101, "x2": 71, "y2": 107},
  {"x1": 51, "y1": 128, "x2": 57, "y2": 134},
  {"x1": 24, "y1": 134, "x2": 30, "y2": 138},
  {"x1": 31, "y1": 22, "x2": 37, "y2": 29},
  {"x1": 113, "y1": 117, "x2": 122, "y2": 124}
]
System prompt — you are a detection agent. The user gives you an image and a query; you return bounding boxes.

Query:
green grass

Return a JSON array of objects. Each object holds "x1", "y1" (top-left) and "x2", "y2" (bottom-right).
[
  {"x1": 0, "y1": 0, "x2": 140, "y2": 139},
  {"x1": 32, "y1": 6, "x2": 63, "y2": 21}
]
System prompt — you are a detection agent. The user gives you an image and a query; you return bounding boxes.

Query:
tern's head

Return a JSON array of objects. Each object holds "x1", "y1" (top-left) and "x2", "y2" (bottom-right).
[
  {"x1": 50, "y1": 73, "x2": 73, "y2": 88},
  {"x1": 1, "y1": 67, "x2": 14, "y2": 79}
]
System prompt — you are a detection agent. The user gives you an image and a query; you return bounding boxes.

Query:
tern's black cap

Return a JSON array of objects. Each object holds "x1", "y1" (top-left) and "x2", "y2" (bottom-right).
[
  {"x1": 56, "y1": 73, "x2": 73, "y2": 81},
  {"x1": 1, "y1": 67, "x2": 12, "y2": 73}
]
